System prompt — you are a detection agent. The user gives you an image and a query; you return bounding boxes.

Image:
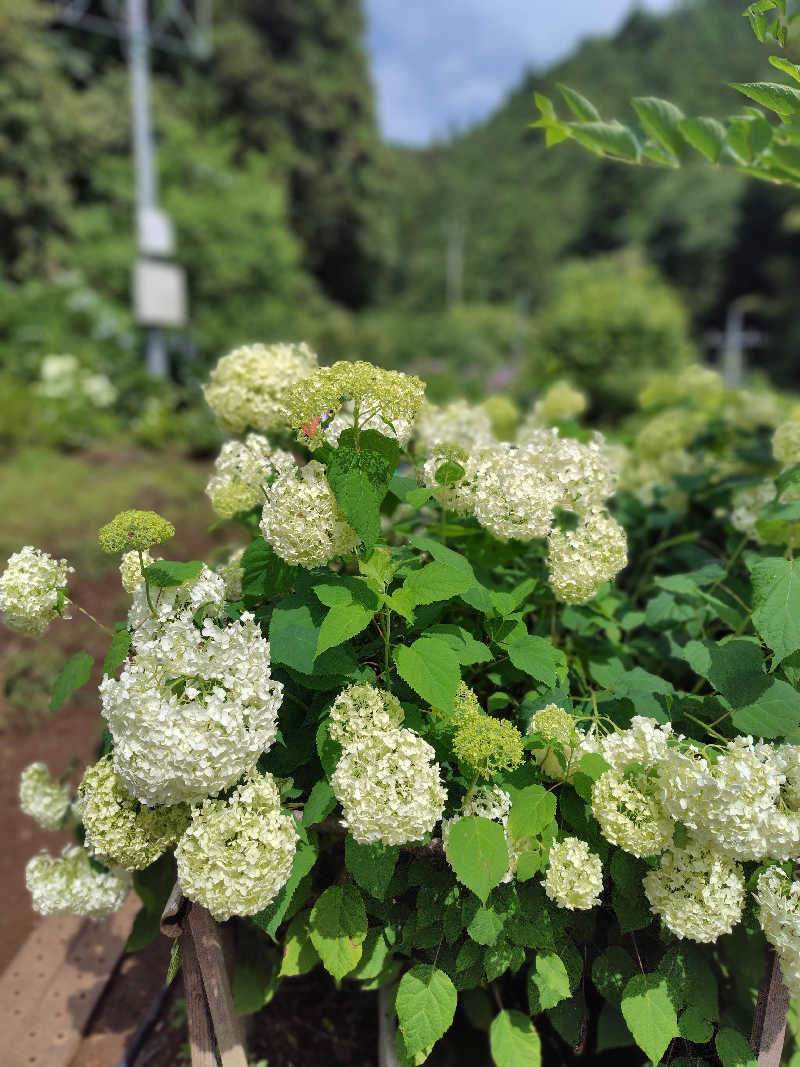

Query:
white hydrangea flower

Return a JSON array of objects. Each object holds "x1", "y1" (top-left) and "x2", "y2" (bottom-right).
[
  {"x1": 730, "y1": 481, "x2": 776, "y2": 543},
  {"x1": 176, "y1": 771, "x2": 298, "y2": 921},
  {"x1": 773, "y1": 420, "x2": 800, "y2": 469},
  {"x1": 516, "y1": 429, "x2": 619, "y2": 514},
  {"x1": 260, "y1": 460, "x2": 359, "y2": 568},
  {"x1": 756, "y1": 866, "x2": 800, "y2": 1000},
  {"x1": 205, "y1": 434, "x2": 296, "y2": 519},
  {"x1": 547, "y1": 508, "x2": 628, "y2": 603},
  {"x1": 636, "y1": 410, "x2": 705, "y2": 459},
  {"x1": 597, "y1": 717, "x2": 673, "y2": 773},
  {"x1": 442, "y1": 785, "x2": 518, "y2": 884},
  {"x1": 26, "y1": 845, "x2": 131, "y2": 920},
  {"x1": 39, "y1": 353, "x2": 81, "y2": 397},
  {"x1": 0, "y1": 546, "x2": 73, "y2": 635},
  {"x1": 619, "y1": 448, "x2": 696, "y2": 510},
  {"x1": 656, "y1": 737, "x2": 794, "y2": 862},
  {"x1": 591, "y1": 769, "x2": 674, "y2": 857},
  {"x1": 120, "y1": 549, "x2": 155, "y2": 593},
  {"x1": 82, "y1": 373, "x2": 117, "y2": 408},
  {"x1": 19, "y1": 762, "x2": 72, "y2": 831},
  {"x1": 217, "y1": 546, "x2": 246, "y2": 602},
  {"x1": 414, "y1": 400, "x2": 495, "y2": 453},
  {"x1": 527, "y1": 705, "x2": 579, "y2": 780},
  {"x1": 544, "y1": 837, "x2": 603, "y2": 911},
  {"x1": 322, "y1": 401, "x2": 414, "y2": 449},
  {"x1": 521, "y1": 381, "x2": 588, "y2": 428},
  {"x1": 328, "y1": 684, "x2": 405, "y2": 746},
  {"x1": 203, "y1": 342, "x2": 318, "y2": 434},
  {"x1": 101, "y1": 612, "x2": 283, "y2": 806},
  {"x1": 331, "y1": 727, "x2": 447, "y2": 846},
  {"x1": 643, "y1": 840, "x2": 745, "y2": 942},
  {"x1": 127, "y1": 564, "x2": 227, "y2": 651},
  {"x1": 79, "y1": 756, "x2": 190, "y2": 871}
]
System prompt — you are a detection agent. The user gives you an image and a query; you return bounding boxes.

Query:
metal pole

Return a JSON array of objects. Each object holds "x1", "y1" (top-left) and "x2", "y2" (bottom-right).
[{"x1": 126, "y1": 0, "x2": 169, "y2": 378}]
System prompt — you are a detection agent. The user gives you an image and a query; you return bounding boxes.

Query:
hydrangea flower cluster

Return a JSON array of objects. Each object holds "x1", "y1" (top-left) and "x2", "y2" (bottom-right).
[
  {"x1": 175, "y1": 772, "x2": 298, "y2": 921},
  {"x1": 203, "y1": 342, "x2": 318, "y2": 434},
  {"x1": 38, "y1": 354, "x2": 117, "y2": 409},
  {"x1": 450, "y1": 683, "x2": 524, "y2": 781},
  {"x1": 101, "y1": 612, "x2": 283, "y2": 806},
  {"x1": 78, "y1": 756, "x2": 190, "y2": 870},
  {"x1": 773, "y1": 419, "x2": 800, "y2": 469},
  {"x1": 527, "y1": 704, "x2": 579, "y2": 779},
  {"x1": 730, "y1": 481, "x2": 776, "y2": 543},
  {"x1": 260, "y1": 461, "x2": 359, "y2": 568},
  {"x1": 217, "y1": 546, "x2": 246, "y2": 602},
  {"x1": 205, "y1": 434, "x2": 296, "y2": 519},
  {"x1": 544, "y1": 837, "x2": 603, "y2": 911},
  {"x1": 98, "y1": 510, "x2": 175, "y2": 554},
  {"x1": 523, "y1": 380, "x2": 588, "y2": 428},
  {"x1": 119, "y1": 549, "x2": 154, "y2": 593},
  {"x1": 329, "y1": 684, "x2": 447, "y2": 846},
  {"x1": 413, "y1": 399, "x2": 495, "y2": 453},
  {"x1": 0, "y1": 546, "x2": 73, "y2": 635},
  {"x1": 547, "y1": 509, "x2": 628, "y2": 604},
  {"x1": 283, "y1": 361, "x2": 425, "y2": 449},
  {"x1": 591, "y1": 768, "x2": 673, "y2": 857},
  {"x1": 126, "y1": 564, "x2": 228, "y2": 650},
  {"x1": 756, "y1": 866, "x2": 800, "y2": 1000},
  {"x1": 643, "y1": 840, "x2": 745, "y2": 942},
  {"x1": 26, "y1": 846, "x2": 131, "y2": 920},
  {"x1": 19, "y1": 762, "x2": 72, "y2": 830},
  {"x1": 442, "y1": 785, "x2": 519, "y2": 883}
]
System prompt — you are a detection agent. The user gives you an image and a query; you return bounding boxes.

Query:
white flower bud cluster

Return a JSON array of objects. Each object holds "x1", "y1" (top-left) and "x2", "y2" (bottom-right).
[
  {"x1": 329, "y1": 685, "x2": 446, "y2": 846},
  {"x1": 260, "y1": 461, "x2": 359, "y2": 568},
  {"x1": 101, "y1": 612, "x2": 283, "y2": 806},
  {"x1": 527, "y1": 704, "x2": 579, "y2": 780},
  {"x1": 521, "y1": 381, "x2": 587, "y2": 429},
  {"x1": 544, "y1": 837, "x2": 603, "y2": 910},
  {"x1": 203, "y1": 342, "x2": 318, "y2": 434},
  {"x1": 773, "y1": 420, "x2": 800, "y2": 469},
  {"x1": 120, "y1": 549, "x2": 155, "y2": 593},
  {"x1": 126, "y1": 564, "x2": 227, "y2": 650},
  {"x1": 205, "y1": 434, "x2": 296, "y2": 519},
  {"x1": 0, "y1": 546, "x2": 73, "y2": 635},
  {"x1": 756, "y1": 866, "x2": 800, "y2": 999},
  {"x1": 414, "y1": 400, "x2": 495, "y2": 453},
  {"x1": 26, "y1": 846, "x2": 131, "y2": 920},
  {"x1": 176, "y1": 771, "x2": 298, "y2": 921},
  {"x1": 442, "y1": 785, "x2": 518, "y2": 884},
  {"x1": 547, "y1": 509, "x2": 628, "y2": 604},
  {"x1": 78, "y1": 756, "x2": 190, "y2": 870},
  {"x1": 19, "y1": 762, "x2": 72, "y2": 830},
  {"x1": 643, "y1": 840, "x2": 745, "y2": 942}
]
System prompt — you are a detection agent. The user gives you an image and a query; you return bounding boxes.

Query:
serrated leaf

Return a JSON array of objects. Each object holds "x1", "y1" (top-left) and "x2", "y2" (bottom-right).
[
  {"x1": 620, "y1": 974, "x2": 679, "y2": 1065},
  {"x1": 732, "y1": 677, "x2": 800, "y2": 738},
  {"x1": 316, "y1": 601, "x2": 375, "y2": 656},
  {"x1": 592, "y1": 947, "x2": 637, "y2": 1007},
  {"x1": 505, "y1": 636, "x2": 565, "y2": 688},
  {"x1": 682, "y1": 636, "x2": 768, "y2": 706},
  {"x1": 447, "y1": 816, "x2": 508, "y2": 902},
  {"x1": 103, "y1": 629, "x2": 131, "y2": 677},
  {"x1": 715, "y1": 1026, "x2": 758, "y2": 1067},
  {"x1": 166, "y1": 938, "x2": 182, "y2": 986},
  {"x1": 632, "y1": 96, "x2": 685, "y2": 157},
  {"x1": 730, "y1": 81, "x2": 800, "y2": 118},
  {"x1": 345, "y1": 836, "x2": 398, "y2": 900},
  {"x1": 407, "y1": 535, "x2": 476, "y2": 579},
  {"x1": 435, "y1": 460, "x2": 466, "y2": 486},
  {"x1": 302, "y1": 779, "x2": 336, "y2": 828},
  {"x1": 556, "y1": 83, "x2": 600, "y2": 121},
  {"x1": 50, "y1": 650, "x2": 93, "y2": 712},
  {"x1": 402, "y1": 561, "x2": 473, "y2": 605},
  {"x1": 751, "y1": 558, "x2": 800, "y2": 665},
  {"x1": 568, "y1": 120, "x2": 641, "y2": 161},
  {"x1": 678, "y1": 116, "x2": 727, "y2": 162},
  {"x1": 269, "y1": 592, "x2": 324, "y2": 673},
  {"x1": 309, "y1": 884, "x2": 367, "y2": 980},
  {"x1": 241, "y1": 537, "x2": 297, "y2": 599},
  {"x1": 393, "y1": 637, "x2": 461, "y2": 712},
  {"x1": 279, "y1": 913, "x2": 319, "y2": 977},
  {"x1": 251, "y1": 839, "x2": 318, "y2": 939},
  {"x1": 326, "y1": 429, "x2": 400, "y2": 554},
  {"x1": 507, "y1": 786, "x2": 557, "y2": 842},
  {"x1": 530, "y1": 952, "x2": 571, "y2": 1011},
  {"x1": 396, "y1": 965, "x2": 457, "y2": 1057},
  {"x1": 489, "y1": 1009, "x2": 541, "y2": 1066},
  {"x1": 143, "y1": 559, "x2": 203, "y2": 587},
  {"x1": 424, "y1": 624, "x2": 492, "y2": 665}
]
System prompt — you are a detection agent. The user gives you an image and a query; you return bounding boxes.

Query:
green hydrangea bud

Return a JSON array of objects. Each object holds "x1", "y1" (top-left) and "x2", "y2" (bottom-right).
[
  {"x1": 451, "y1": 684, "x2": 523, "y2": 780},
  {"x1": 98, "y1": 510, "x2": 175, "y2": 554}
]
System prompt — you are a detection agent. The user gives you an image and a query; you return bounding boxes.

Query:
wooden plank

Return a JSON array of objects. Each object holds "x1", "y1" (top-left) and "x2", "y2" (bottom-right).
[
  {"x1": 752, "y1": 949, "x2": 790, "y2": 1067},
  {"x1": 0, "y1": 894, "x2": 138, "y2": 1067}
]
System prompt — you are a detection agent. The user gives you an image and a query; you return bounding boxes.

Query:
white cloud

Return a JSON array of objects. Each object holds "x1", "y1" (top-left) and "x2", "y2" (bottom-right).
[{"x1": 365, "y1": 0, "x2": 680, "y2": 145}]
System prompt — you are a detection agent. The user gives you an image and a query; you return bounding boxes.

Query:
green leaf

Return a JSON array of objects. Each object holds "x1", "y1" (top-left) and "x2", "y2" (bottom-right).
[
  {"x1": 402, "y1": 561, "x2": 474, "y2": 605},
  {"x1": 505, "y1": 636, "x2": 565, "y2": 688},
  {"x1": 731, "y1": 677, "x2": 800, "y2": 738},
  {"x1": 532, "y1": 92, "x2": 570, "y2": 147},
  {"x1": 726, "y1": 113, "x2": 773, "y2": 164},
  {"x1": 345, "y1": 836, "x2": 399, "y2": 900},
  {"x1": 678, "y1": 116, "x2": 727, "y2": 162},
  {"x1": 467, "y1": 903, "x2": 506, "y2": 946},
  {"x1": 316, "y1": 719, "x2": 343, "y2": 779},
  {"x1": 316, "y1": 602, "x2": 375, "y2": 656},
  {"x1": 302, "y1": 779, "x2": 336, "y2": 828},
  {"x1": 730, "y1": 81, "x2": 800, "y2": 118},
  {"x1": 489, "y1": 1010, "x2": 542, "y2": 1067},
  {"x1": 50, "y1": 650, "x2": 93, "y2": 712},
  {"x1": 241, "y1": 538, "x2": 298, "y2": 599},
  {"x1": 424, "y1": 624, "x2": 492, "y2": 665},
  {"x1": 620, "y1": 974, "x2": 679, "y2": 1066},
  {"x1": 507, "y1": 786, "x2": 557, "y2": 843},
  {"x1": 490, "y1": 579, "x2": 537, "y2": 617},
  {"x1": 166, "y1": 939, "x2": 182, "y2": 986},
  {"x1": 103, "y1": 629, "x2": 131, "y2": 677},
  {"x1": 530, "y1": 952, "x2": 571, "y2": 1011},
  {"x1": 407, "y1": 535, "x2": 476, "y2": 579},
  {"x1": 143, "y1": 559, "x2": 204, "y2": 587},
  {"x1": 568, "y1": 120, "x2": 641, "y2": 161},
  {"x1": 610, "y1": 851, "x2": 652, "y2": 933},
  {"x1": 557, "y1": 83, "x2": 600, "y2": 121},
  {"x1": 251, "y1": 839, "x2": 318, "y2": 940},
  {"x1": 592, "y1": 947, "x2": 637, "y2": 1007},
  {"x1": 682, "y1": 636, "x2": 768, "y2": 706},
  {"x1": 435, "y1": 460, "x2": 466, "y2": 486},
  {"x1": 770, "y1": 55, "x2": 800, "y2": 83},
  {"x1": 309, "y1": 884, "x2": 367, "y2": 980},
  {"x1": 447, "y1": 816, "x2": 509, "y2": 902},
  {"x1": 751, "y1": 558, "x2": 800, "y2": 665},
  {"x1": 632, "y1": 97, "x2": 685, "y2": 158},
  {"x1": 269, "y1": 592, "x2": 324, "y2": 673},
  {"x1": 591, "y1": 660, "x2": 674, "y2": 721},
  {"x1": 326, "y1": 429, "x2": 400, "y2": 554},
  {"x1": 279, "y1": 912, "x2": 319, "y2": 977},
  {"x1": 396, "y1": 966, "x2": 457, "y2": 1058},
  {"x1": 393, "y1": 637, "x2": 461, "y2": 712},
  {"x1": 715, "y1": 1026, "x2": 758, "y2": 1067}
]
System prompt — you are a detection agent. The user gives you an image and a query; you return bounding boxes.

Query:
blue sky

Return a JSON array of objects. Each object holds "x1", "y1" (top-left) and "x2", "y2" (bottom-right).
[{"x1": 365, "y1": 0, "x2": 680, "y2": 145}]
